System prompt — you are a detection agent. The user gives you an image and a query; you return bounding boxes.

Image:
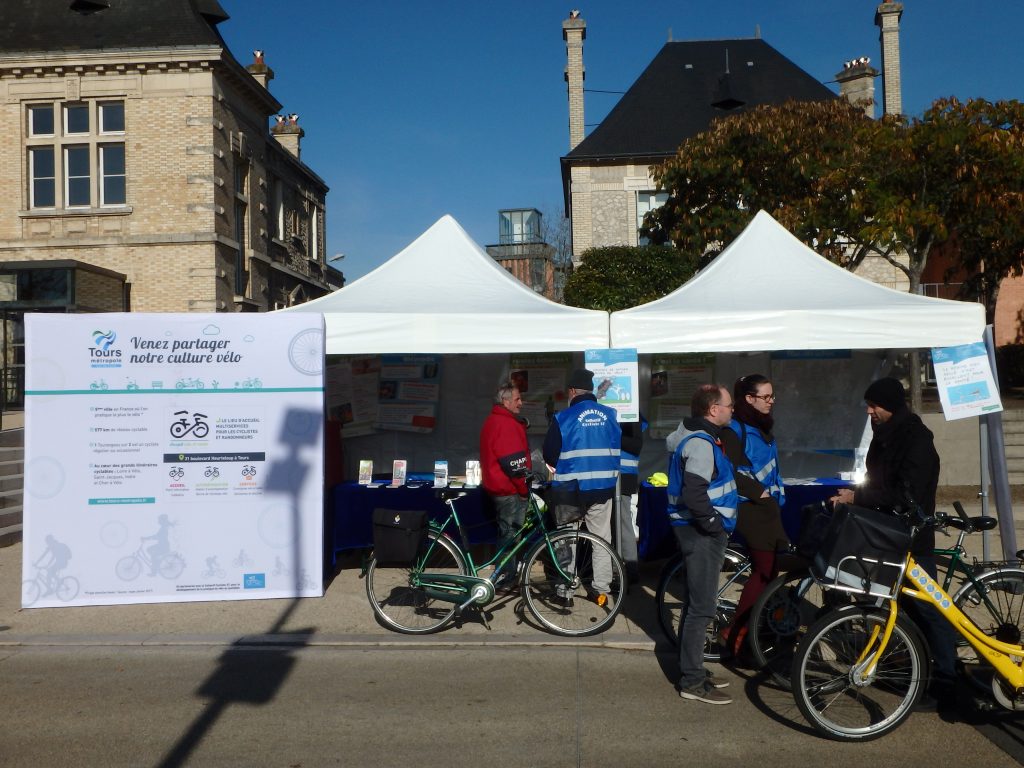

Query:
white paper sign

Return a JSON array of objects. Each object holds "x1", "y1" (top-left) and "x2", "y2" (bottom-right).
[
  {"x1": 931, "y1": 342, "x2": 1003, "y2": 421},
  {"x1": 22, "y1": 313, "x2": 325, "y2": 608}
]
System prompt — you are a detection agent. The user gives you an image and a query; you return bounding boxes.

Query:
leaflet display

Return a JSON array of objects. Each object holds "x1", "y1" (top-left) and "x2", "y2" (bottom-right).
[{"x1": 22, "y1": 313, "x2": 325, "y2": 608}]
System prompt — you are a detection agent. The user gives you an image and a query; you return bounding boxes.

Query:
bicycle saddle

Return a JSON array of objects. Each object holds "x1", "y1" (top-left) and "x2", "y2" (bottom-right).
[
  {"x1": 436, "y1": 488, "x2": 468, "y2": 501},
  {"x1": 945, "y1": 515, "x2": 997, "y2": 533}
]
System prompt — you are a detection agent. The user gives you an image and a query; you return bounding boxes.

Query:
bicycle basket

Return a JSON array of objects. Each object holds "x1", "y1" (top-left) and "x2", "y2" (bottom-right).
[
  {"x1": 810, "y1": 503, "x2": 911, "y2": 598},
  {"x1": 371, "y1": 508, "x2": 428, "y2": 565}
]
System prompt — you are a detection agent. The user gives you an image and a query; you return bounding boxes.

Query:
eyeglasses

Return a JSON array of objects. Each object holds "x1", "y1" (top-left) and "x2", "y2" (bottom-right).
[{"x1": 750, "y1": 393, "x2": 776, "y2": 403}]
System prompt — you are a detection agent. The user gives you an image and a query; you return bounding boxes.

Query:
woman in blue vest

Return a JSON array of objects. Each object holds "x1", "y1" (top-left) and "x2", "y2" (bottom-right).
[{"x1": 718, "y1": 374, "x2": 790, "y2": 655}]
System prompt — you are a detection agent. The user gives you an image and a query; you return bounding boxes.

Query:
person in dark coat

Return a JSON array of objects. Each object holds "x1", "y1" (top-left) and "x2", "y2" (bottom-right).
[{"x1": 831, "y1": 376, "x2": 958, "y2": 709}]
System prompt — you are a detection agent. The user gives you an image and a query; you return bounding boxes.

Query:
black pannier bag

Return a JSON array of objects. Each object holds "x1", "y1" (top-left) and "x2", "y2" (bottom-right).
[
  {"x1": 796, "y1": 501, "x2": 833, "y2": 561},
  {"x1": 372, "y1": 508, "x2": 428, "y2": 565},
  {"x1": 811, "y1": 503, "x2": 913, "y2": 597}
]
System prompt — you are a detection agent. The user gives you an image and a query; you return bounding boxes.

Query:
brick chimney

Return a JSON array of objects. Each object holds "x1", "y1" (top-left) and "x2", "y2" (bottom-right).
[
  {"x1": 835, "y1": 57, "x2": 878, "y2": 118},
  {"x1": 272, "y1": 113, "x2": 303, "y2": 160},
  {"x1": 562, "y1": 10, "x2": 586, "y2": 151},
  {"x1": 246, "y1": 49, "x2": 274, "y2": 90},
  {"x1": 874, "y1": 1, "x2": 903, "y2": 116}
]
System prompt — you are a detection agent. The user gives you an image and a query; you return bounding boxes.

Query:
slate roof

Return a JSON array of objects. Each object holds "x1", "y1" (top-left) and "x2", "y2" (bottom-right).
[
  {"x1": 0, "y1": 0, "x2": 229, "y2": 54},
  {"x1": 566, "y1": 38, "x2": 837, "y2": 161}
]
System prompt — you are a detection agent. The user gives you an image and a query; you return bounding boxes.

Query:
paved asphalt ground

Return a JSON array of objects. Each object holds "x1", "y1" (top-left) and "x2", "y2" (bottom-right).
[{"x1": 2, "y1": 499, "x2": 1024, "y2": 767}]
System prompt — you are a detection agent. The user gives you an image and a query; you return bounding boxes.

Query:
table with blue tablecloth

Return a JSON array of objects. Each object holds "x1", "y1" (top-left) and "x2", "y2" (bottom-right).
[
  {"x1": 328, "y1": 481, "x2": 500, "y2": 566},
  {"x1": 637, "y1": 479, "x2": 850, "y2": 560}
]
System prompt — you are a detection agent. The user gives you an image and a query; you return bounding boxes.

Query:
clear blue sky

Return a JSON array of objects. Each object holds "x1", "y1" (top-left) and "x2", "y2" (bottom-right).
[{"x1": 218, "y1": 1, "x2": 1022, "y2": 283}]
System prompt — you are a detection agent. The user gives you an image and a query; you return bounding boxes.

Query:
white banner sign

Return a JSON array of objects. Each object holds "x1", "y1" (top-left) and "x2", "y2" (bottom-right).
[
  {"x1": 931, "y1": 342, "x2": 1003, "y2": 421},
  {"x1": 22, "y1": 313, "x2": 325, "y2": 608}
]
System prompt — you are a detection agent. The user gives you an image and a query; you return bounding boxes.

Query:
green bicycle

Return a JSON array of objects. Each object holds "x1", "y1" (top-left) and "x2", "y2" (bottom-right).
[{"x1": 365, "y1": 484, "x2": 626, "y2": 637}]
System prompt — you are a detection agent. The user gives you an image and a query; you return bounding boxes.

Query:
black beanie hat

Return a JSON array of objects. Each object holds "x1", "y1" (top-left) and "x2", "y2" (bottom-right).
[
  {"x1": 863, "y1": 377, "x2": 906, "y2": 413},
  {"x1": 568, "y1": 368, "x2": 595, "y2": 391}
]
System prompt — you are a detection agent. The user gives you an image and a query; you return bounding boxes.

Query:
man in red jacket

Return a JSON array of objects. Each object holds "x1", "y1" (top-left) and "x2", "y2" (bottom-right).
[{"x1": 480, "y1": 382, "x2": 532, "y2": 578}]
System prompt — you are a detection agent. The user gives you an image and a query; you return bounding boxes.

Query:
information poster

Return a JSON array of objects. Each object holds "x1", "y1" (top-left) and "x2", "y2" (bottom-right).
[
  {"x1": 325, "y1": 356, "x2": 379, "y2": 437},
  {"x1": 22, "y1": 313, "x2": 325, "y2": 608},
  {"x1": 585, "y1": 348, "x2": 639, "y2": 422},
  {"x1": 375, "y1": 354, "x2": 441, "y2": 433},
  {"x1": 648, "y1": 353, "x2": 716, "y2": 438},
  {"x1": 932, "y1": 342, "x2": 1003, "y2": 420},
  {"x1": 509, "y1": 353, "x2": 572, "y2": 434}
]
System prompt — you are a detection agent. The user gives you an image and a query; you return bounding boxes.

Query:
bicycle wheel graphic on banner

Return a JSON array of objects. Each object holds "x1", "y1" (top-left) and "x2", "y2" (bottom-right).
[{"x1": 288, "y1": 328, "x2": 324, "y2": 375}]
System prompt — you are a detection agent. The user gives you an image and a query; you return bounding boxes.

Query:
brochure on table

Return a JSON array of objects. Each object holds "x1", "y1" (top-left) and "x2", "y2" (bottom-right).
[
  {"x1": 22, "y1": 313, "x2": 325, "y2": 608},
  {"x1": 931, "y1": 342, "x2": 1003, "y2": 420}
]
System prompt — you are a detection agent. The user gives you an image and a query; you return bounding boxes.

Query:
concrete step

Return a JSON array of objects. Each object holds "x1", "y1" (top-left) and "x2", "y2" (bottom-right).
[
  {"x1": 1007, "y1": 472, "x2": 1024, "y2": 485},
  {"x1": 1000, "y1": 409, "x2": 1024, "y2": 422},
  {"x1": 0, "y1": 488, "x2": 22, "y2": 509},
  {"x1": 0, "y1": 446, "x2": 24, "y2": 462},
  {"x1": 0, "y1": 523, "x2": 22, "y2": 547},
  {"x1": 0, "y1": 427, "x2": 23, "y2": 448},
  {"x1": 0, "y1": 459, "x2": 23, "y2": 478},
  {"x1": 0, "y1": 473, "x2": 22, "y2": 492},
  {"x1": 0, "y1": 504, "x2": 22, "y2": 547},
  {"x1": 1001, "y1": 420, "x2": 1024, "y2": 436}
]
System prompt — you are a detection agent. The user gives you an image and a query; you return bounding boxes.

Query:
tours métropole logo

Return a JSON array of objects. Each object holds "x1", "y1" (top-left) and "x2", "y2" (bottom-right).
[{"x1": 90, "y1": 329, "x2": 122, "y2": 369}]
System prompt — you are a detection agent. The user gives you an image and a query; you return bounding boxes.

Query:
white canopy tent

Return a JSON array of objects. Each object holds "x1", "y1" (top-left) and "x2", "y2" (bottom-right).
[
  {"x1": 610, "y1": 210, "x2": 986, "y2": 352},
  {"x1": 286, "y1": 214, "x2": 609, "y2": 353}
]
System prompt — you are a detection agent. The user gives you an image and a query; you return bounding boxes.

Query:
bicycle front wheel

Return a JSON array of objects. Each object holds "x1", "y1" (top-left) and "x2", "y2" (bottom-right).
[
  {"x1": 655, "y1": 546, "x2": 749, "y2": 660},
  {"x1": 953, "y1": 566, "x2": 1024, "y2": 662},
  {"x1": 523, "y1": 529, "x2": 625, "y2": 637},
  {"x1": 366, "y1": 531, "x2": 468, "y2": 634},
  {"x1": 749, "y1": 568, "x2": 834, "y2": 690},
  {"x1": 792, "y1": 605, "x2": 925, "y2": 742}
]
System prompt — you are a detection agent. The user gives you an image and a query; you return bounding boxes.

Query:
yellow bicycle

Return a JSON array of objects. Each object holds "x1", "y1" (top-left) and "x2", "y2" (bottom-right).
[{"x1": 791, "y1": 503, "x2": 1024, "y2": 741}]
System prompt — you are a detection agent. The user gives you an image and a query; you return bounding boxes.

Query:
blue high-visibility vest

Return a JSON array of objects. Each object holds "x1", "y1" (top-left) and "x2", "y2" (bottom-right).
[
  {"x1": 667, "y1": 431, "x2": 738, "y2": 532},
  {"x1": 551, "y1": 400, "x2": 621, "y2": 494},
  {"x1": 619, "y1": 414, "x2": 648, "y2": 477},
  {"x1": 728, "y1": 418, "x2": 785, "y2": 505}
]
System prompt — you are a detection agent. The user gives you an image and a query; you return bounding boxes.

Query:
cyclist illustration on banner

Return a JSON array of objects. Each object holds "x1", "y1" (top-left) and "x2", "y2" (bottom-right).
[
  {"x1": 113, "y1": 514, "x2": 186, "y2": 581},
  {"x1": 23, "y1": 534, "x2": 79, "y2": 606}
]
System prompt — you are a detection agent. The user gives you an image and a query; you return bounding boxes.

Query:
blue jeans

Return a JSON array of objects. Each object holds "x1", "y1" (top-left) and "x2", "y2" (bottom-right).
[
  {"x1": 672, "y1": 523, "x2": 728, "y2": 689},
  {"x1": 491, "y1": 494, "x2": 528, "y2": 578}
]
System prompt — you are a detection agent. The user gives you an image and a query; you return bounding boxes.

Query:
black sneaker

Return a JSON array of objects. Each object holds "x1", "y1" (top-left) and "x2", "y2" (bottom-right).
[
  {"x1": 678, "y1": 681, "x2": 732, "y2": 705},
  {"x1": 705, "y1": 670, "x2": 730, "y2": 689}
]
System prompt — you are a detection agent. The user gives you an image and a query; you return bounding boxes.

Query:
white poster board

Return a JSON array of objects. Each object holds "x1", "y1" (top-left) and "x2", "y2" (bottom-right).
[
  {"x1": 22, "y1": 313, "x2": 325, "y2": 608},
  {"x1": 931, "y1": 342, "x2": 1003, "y2": 420}
]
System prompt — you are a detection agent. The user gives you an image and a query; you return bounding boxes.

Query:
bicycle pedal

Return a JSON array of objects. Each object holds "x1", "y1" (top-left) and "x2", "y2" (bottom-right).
[{"x1": 595, "y1": 593, "x2": 608, "y2": 608}]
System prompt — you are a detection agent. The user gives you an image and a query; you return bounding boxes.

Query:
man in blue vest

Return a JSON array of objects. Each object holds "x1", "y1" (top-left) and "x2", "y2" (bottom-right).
[
  {"x1": 665, "y1": 383, "x2": 738, "y2": 705},
  {"x1": 543, "y1": 367, "x2": 621, "y2": 605}
]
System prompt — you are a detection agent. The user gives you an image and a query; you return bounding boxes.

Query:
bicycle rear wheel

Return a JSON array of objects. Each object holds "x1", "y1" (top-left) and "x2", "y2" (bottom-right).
[
  {"x1": 953, "y1": 567, "x2": 1024, "y2": 662},
  {"x1": 749, "y1": 568, "x2": 835, "y2": 689},
  {"x1": 366, "y1": 531, "x2": 468, "y2": 634},
  {"x1": 655, "y1": 547, "x2": 748, "y2": 660},
  {"x1": 522, "y1": 529, "x2": 625, "y2": 637},
  {"x1": 792, "y1": 605, "x2": 925, "y2": 742}
]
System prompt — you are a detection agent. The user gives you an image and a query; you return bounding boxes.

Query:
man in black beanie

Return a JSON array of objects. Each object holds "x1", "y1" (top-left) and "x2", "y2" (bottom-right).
[{"x1": 832, "y1": 376, "x2": 957, "y2": 711}]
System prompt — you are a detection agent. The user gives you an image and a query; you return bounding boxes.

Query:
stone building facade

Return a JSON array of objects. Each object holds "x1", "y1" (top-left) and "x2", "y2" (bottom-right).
[{"x1": 0, "y1": 0, "x2": 339, "y2": 408}]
